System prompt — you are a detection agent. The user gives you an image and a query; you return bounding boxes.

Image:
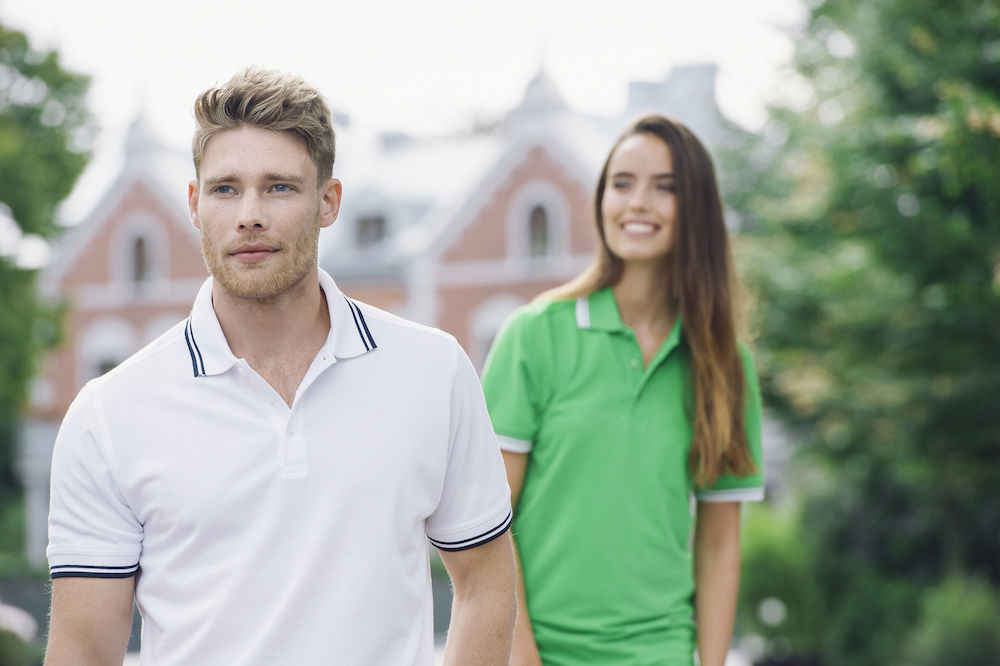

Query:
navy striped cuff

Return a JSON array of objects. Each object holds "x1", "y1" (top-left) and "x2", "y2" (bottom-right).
[
  {"x1": 429, "y1": 510, "x2": 513, "y2": 552},
  {"x1": 50, "y1": 562, "x2": 139, "y2": 579}
]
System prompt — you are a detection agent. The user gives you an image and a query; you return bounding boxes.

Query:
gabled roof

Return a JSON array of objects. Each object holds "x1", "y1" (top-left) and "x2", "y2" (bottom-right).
[
  {"x1": 40, "y1": 114, "x2": 197, "y2": 298},
  {"x1": 320, "y1": 131, "x2": 505, "y2": 276},
  {"x1": 319, "y1": 63, "x2": 744, "y2": 282},
  {"x1": 320, "y1": 102, "x2": 615, "y2": 278}
]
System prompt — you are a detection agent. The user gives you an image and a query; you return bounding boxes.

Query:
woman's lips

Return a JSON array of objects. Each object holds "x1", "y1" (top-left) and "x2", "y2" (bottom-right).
[{"x1": 621, "y1": 221, "x2": 659, "y2": 235}]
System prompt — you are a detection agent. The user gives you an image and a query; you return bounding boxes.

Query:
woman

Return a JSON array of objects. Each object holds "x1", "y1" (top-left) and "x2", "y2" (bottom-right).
[{"x1": 481, "y1": 114, "x2": 764, "y2": 665}]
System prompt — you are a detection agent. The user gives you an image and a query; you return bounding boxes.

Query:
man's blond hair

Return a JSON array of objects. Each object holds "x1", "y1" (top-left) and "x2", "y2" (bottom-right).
[{"x1": 192, "y1": 67, "x2": 335, "y2": 184}]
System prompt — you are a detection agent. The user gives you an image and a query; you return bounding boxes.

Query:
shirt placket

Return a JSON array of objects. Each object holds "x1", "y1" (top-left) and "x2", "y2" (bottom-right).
[{"x1": 281, "y1": 408, "x2": 309, "y2": 479}]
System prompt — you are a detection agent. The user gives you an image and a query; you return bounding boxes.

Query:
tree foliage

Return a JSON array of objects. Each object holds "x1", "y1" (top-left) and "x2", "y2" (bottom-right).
[
  {"x1": 0, "y1": 23, "x2": 92, "y2": 497},
  {"x1": 728, "y1": 0, "x2": 1000, "y2": 662}
]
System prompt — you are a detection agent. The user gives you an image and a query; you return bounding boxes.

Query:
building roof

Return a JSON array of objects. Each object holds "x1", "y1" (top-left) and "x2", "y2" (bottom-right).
[{"x1": 50, "y1": 65, "x2": 741, "y2": 288}]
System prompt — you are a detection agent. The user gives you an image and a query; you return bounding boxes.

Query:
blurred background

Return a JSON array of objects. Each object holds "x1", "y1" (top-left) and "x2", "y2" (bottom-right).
[{"x1": 1, "y1": 0, "x2": 998, "y2": 664}]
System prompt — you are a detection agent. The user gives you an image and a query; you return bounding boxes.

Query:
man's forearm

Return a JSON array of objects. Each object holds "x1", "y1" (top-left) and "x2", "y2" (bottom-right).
[{"x1": 442, "y1": 579, "x2": 516, "y2": 665}]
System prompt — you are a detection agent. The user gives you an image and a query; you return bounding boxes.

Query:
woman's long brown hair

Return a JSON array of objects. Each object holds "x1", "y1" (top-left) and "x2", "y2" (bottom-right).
[{"x1": 542, "y1": 114, "x2": 757, "y2": 486}]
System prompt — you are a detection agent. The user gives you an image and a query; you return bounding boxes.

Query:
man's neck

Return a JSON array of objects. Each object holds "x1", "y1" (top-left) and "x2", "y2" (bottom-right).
[{"x1": 211, "y1": 276, "x2": 331, "y2": 404}]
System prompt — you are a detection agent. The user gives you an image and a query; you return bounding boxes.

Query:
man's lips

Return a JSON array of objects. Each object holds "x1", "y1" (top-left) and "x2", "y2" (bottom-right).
[{"x1": 229, "y1": 244, "x2": 279, "y2": 263}]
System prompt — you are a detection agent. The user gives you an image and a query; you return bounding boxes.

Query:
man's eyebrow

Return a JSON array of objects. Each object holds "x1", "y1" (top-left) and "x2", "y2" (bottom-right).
[
  {"x1": 263, "y1": 173, "x2": 307, "y2": 184},
  {"x1": 203, "y1": 173, "x2": 308, "y2": 186},
  {"x1": 204, "y1": 175, "x2": 237, "y2": 187}
]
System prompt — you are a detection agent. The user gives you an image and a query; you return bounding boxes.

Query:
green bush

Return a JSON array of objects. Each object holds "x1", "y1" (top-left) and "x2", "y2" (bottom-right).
[
  {"x1": 904, "y1": 575, "x2": 1000, "y2": 666},
  {"x1": 738, "y1": 502, "x2": 823, "y2": 660},
  {"x1": 0, "y1": 496, "x2": 32, "y2": 578},
  {"x1": 821, "y1": 570, "x2": 922, "y2": 666},
  {"x1": 0, "y1": 629, "x2": 31, "y2": 666}
]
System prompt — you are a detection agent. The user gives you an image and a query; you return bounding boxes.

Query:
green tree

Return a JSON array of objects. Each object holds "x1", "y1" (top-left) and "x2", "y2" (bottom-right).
[
  {"x1": 727, "y1": 0, "x2": 1000, "y2": 663},
  {"x1": 0, "y1": 23, "x2": 92, "y2": 501}
]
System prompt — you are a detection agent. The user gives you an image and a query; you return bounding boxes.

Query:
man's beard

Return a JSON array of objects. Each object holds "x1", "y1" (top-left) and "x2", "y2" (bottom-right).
[{"x1": 200, "y1": 212, "x2": 321, "y2": 303}]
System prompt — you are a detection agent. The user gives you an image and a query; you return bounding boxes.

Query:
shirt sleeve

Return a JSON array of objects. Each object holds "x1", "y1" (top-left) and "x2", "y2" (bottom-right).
[
  {"x1": 694, "y1": 345, "x2": 767, "y2": 503},
  {"x1": 425, "y1": 342, "x2": 512, "y2": 552},
  {"x1": 480, "y1": 306, "x2": 550, "y2": 453},
  {"x1": 46, "y1": 383, "x2": 143, "y2": 579}
]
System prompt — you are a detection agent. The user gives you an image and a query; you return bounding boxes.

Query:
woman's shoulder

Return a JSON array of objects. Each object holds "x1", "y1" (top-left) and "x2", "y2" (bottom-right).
[{"x1": 504, "y1": 296, "x2": 579, "y2": 333}]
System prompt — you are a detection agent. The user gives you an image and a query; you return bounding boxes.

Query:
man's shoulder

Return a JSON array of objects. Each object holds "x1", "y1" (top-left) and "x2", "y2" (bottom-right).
[{"x1": 349, "y1": 299, "x2": 459, "y2": 350}]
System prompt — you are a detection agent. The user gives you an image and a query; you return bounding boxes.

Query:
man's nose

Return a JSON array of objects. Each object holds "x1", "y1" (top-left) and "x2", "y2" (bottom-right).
[{"x1": 236, "y1": 192, "x2": 266, "y2": 231}]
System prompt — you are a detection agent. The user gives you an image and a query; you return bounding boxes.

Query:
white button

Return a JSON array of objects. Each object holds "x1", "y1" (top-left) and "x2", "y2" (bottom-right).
[{"x1": 630, "y1": 359, "x2": 639, "y2": 369}]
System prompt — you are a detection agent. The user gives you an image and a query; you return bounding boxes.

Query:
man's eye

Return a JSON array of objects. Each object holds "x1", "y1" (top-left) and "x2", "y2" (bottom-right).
[
  {"x1": 214, "y1": 185, "x2": 234, "y2": 194},
  {"x1": 273, "y1": 184, "x2": 292, "y2": 192}
]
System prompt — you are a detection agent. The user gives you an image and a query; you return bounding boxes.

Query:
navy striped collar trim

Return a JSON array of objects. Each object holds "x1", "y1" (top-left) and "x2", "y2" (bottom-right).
[
  {"x1": 184, "y1": 301, "x2": 378, "y2": 378},
  {"x1": 184, "y1": 272, "x2": 379, "y2": 378},
  {"x1": 185, "y1": 317, "x2": 207, "y2": 377},
  {"x1": 344, "y1": 296, "x2": 377, "y2": 352}
]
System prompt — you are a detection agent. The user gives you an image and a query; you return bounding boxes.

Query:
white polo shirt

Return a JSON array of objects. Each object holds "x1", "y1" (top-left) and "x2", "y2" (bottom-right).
[{"x1": 47, "y1": 269, "x2": 512, "y2": 665}]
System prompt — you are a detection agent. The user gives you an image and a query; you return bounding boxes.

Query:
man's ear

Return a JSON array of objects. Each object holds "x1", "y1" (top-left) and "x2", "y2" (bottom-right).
[
  {"x1": 188, "y1": 179, "x2": 201, "y2": 230},
  {"x1": 319, "y1": 178, "x2": 342, "y2": 229}
]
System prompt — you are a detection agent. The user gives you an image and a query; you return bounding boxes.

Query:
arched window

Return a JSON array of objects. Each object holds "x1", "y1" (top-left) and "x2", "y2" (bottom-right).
[
  {"x1": 506, "y1": 181, "x2": 570, "y2": 261},
  {"x1": 528, "y1": 205, "x2": 549, "y2": 258},
  {"x1": 112, "y1": 215, "x2": 167, "y2": 291},
  {"x1": 96, "y1": 358, "x2": 120, "y2": 376},
  {"x1": 131, "y1": 235, "x2": 149, "y2": 285},
  {"x1": 79, "y1": 318, "x2": 135, "y2": 385}
]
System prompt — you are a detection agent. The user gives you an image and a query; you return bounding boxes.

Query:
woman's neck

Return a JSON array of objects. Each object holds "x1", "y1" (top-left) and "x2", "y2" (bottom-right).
[{"x1": 612, "y1": 262, "x2": 676, "y2": 331}]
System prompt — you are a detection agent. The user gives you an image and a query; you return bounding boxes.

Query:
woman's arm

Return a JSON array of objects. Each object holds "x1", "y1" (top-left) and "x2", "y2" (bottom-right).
[
  {"x1": 694, "y1": 500, "x2": 742, "y2": 666},
  {"x1": 502, "y1": 449, "x2": 543, "y2": 666}
]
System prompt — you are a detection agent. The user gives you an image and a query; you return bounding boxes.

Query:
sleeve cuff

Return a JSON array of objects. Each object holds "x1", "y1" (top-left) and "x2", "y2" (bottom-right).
[
  {"x1": 428, "y1": 510, "x2": 512, "y2": 552},
  {"x1": 695, "y1": 487, "x2": 766, "y2": 503},
  {"x1": 496, "y1": 434, "x2": 532, "y2": 453},
  {"x1": 50, "y1": 562, "x2": 139, "y2": 579}
]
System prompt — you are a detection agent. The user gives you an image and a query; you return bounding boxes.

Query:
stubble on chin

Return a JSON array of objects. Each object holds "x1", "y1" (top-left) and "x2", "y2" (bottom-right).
[{"x1": 199, "y1": 223, "x2": 320, "y2": 303}]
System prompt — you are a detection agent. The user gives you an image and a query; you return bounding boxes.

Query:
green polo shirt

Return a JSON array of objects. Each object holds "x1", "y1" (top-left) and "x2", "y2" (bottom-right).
[{"x1": 481, "y1": 288, "x2": 764, "y2": 665}]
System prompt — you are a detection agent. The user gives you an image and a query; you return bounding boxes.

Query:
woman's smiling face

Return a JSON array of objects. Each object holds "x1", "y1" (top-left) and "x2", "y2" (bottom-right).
[{"x1": 600, "y1": 132, "x2": 678, "y2": 268}]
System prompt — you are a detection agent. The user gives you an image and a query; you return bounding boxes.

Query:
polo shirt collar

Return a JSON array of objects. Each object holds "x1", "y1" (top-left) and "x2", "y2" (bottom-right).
[
  {"x1": 575, "y1": 287, "x2": 624, "y2": 332},
  {"x1": 575, "y1": 286, "x2": 684, "y2": 351},
  {"x1": 184, "y1": 269, "x2": 377, "y2": 378},
  {"x1": 321, "y1": 269, "x2": 379, "y2": 359}
]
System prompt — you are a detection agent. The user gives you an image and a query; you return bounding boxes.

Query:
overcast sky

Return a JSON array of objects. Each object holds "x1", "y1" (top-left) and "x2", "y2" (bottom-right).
[{"x1": 4, "y1": 0, "x2": 805, "y2": 151}]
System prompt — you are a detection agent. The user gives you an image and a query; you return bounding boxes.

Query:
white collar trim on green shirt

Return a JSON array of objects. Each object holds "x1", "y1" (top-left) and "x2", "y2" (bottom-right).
[{"x1": 575, "y1": 297, "x2": 590, "y2": 329}]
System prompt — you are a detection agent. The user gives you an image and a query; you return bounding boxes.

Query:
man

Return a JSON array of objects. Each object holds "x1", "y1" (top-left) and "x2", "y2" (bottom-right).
[{"x1": 44, "y1": 68, "x2": 516, "y2": 665}]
